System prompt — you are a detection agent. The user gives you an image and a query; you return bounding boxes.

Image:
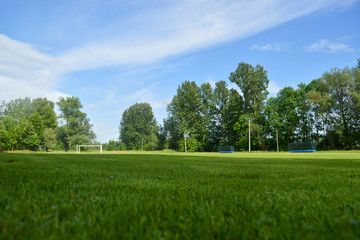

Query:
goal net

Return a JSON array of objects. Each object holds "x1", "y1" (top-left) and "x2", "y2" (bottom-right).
[
  {"x1": 218, "y1": 146, "x2": 235, "y2": 153},
  {"x1": 76, "y1": 145, "x2": 103, "y2": 154},
  {"x1": 288, "y1": 142, "x2": 316, "y2": 152}
]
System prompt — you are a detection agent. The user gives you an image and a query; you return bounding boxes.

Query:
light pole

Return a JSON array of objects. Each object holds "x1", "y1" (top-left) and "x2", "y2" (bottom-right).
[
  {"x1": 276, "y1": 128, "x2": 279, "y2": 152},
  {"x1": 244, "y1": 117, "x2": 254, "y2": 152},
  {"x1": 184, "y1": 130, "x2": 189, "y2": 152}
]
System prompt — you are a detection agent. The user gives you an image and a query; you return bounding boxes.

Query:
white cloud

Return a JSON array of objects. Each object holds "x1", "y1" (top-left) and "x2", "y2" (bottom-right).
[
  {"x1": 56, "y1": 0, "x2": 356, "y2": 73},
  {"x1": 205, "y1": 76, "x2": 217, "y2": 89},
  {"x1": 250, "y1": 42, "x2": 291, "y2": 52},
  {"x1": 92, "y1": 123, "x2": 119, "y2": 143},
  {"x1": 0, "y1": 34, "x2": 69, "y2": 102},
  {"x1": 121, "y1": 85, "x2": 170, "y2": 110},
  {"x1": 1, "y1": 0, "x2": 357, "y2": 142},
  {"x1": 268, "y1": 81, "x2": 282, "y2": 94},
  {"x1": 2, "y1": 0, "x2": 356, "y2": 94},
  {"x1": 304, "y1": 39, "x2": 354, "y2": 53}
]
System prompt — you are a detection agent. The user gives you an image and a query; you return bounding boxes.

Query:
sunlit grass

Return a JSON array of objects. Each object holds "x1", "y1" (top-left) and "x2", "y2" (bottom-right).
[{"x1": 1, "y1": 152, "x2": 360, "y2": 239}]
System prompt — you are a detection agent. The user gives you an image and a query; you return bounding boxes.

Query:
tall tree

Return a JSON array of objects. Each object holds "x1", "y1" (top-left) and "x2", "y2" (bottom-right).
[
  {"x1": 57, "y1": 96, "x2": 95, "y2": 151},
  {"x1": 28, "y1": 112, "x2": 45, "y2": 141},
  {"x1": 42, "y1": 128, "x2": 57, "y2": 152},
  {"x1": 167, "y1": 81, "x2": 204, "y2": 151},
  {"x1": 213, "y1": 81, "x2": 230, "y2": 146},
  {"x1": 229, "y1": 62, "x2": 269, "y2": 150},
  {"x1": 0, "y1": 123, "x2": 6, "y2": 151},
  {"x1": 1, "y1": 116, "x2": 19, "y2": 151},
  {"x1": 229, "y1": 62, "x2": 269, "y2": 115},
  {"x1": 31, "y1": 98, "x2": 57, "y2": 129},
  {"x1": 322, "y1": 67, "x2": 355, "y2": 149},
  {"x1": 163, "y1": 116, "x2": 181, "y2": 150},
  {"x1": 264, "y1": 97, "x2": 282, "y2": 150},
  {"x1": 296, "y1": 83, "x2": 313, "y2": 142},
  {"x1": 2, "y1": 98, "x2": 32, "y2": 120},
  {"x1": 200, "y1": 82, "x2": 216, "y2": 151},
  {"x1": 18, "y1": 118, "x2": 41, "y2": 151},
  {"x1": 222, "y1": 89, "x2": 244, "y2": 147},
  {"x1": 352, "y1": 66, "x2": 360, "y2": 145},
  {"x1": 120, "y1": 102, "x2": 156, "y2": 150}
]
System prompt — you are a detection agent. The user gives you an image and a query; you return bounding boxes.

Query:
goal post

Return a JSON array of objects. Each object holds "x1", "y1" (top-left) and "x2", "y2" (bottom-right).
[{"x1": 76, "y1": 145, "x2": 103, "y2": 154}]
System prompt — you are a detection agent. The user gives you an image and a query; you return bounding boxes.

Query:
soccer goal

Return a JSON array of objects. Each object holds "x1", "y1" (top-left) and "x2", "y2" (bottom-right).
[
  {"x1": 288, "y1": 142, "x2": 316, "y2": 153},
  {"x1": 76, "y1": 145, "x2": 103, "y2": 154},
  {"x1": 218, "y1": 146, "x2": 235, "y2": 153}
]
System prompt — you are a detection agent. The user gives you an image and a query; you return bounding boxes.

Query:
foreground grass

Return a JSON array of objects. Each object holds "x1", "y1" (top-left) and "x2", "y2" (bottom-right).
[{"x1": 0, "y1": 152, "x2": 360, "y2": 239}]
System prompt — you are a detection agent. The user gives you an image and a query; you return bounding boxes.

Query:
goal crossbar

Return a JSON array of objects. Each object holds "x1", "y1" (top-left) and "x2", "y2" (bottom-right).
[{"x1": 76, "y1": 145, "x2": 103, "y2": 154}]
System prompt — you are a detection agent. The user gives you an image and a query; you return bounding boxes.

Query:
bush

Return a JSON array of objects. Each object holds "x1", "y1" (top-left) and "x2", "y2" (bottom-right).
[{"x1": 178, "y1": 138, "x2": 202, "y2": 152}]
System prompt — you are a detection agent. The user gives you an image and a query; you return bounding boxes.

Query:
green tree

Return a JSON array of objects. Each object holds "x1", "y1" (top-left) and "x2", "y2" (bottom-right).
[
  {"x1": 43, "y1": 128, "x2": 57, "y2": 152},
  {"x1": 275, "y1": 87, "x2": 299, "y2": 143},
  {"x1": 200, "y1": 82, "x2": 216, "y2": 151},
  {"x1": 120, "y1": 103, "x2": 156, "y2": 150},
  {"x1": 199, "y1": 80, "x2": 231, "y2": 151},
  {"x1": 229, "y1": 62, "x2": 269, "y2": 114},
  {"x1": 1, "y1": 116, "x2": 19, "y2": 151},
  {"x1": 167, "y1": 81, "x2": 204, "y2": 151},
  {"x1": 222, "y1": 89, "x2": 244, "y2": 147},
  {"x1": 351, "y1": 66, "x2": 360, "y2": 144},
  {"x1": 29, "y1": 112, "x2": 45, "y2": 140},
  {"x1": 296, "y1": 83, "x2": 314, "y2": 142},
  {"x1": 178, "y1": 137, "x2": 201, "y2": 152},
  {"x1": 31, "y1": 98, "x2": 57, "y2": 129},
  {"x1": 57, "y1": 96, "x2": 96, "y2": 151},
  {"x1": 214, "y1": 81, "x2": 230, "y2": 121},
  {"x1": 264, "y1": 97, "x2": 282, "y2": 150},
  {"x1": 3, "y1": 98, "x2": 32, "y2": 120},
  {"x1": 17, "y1": 118, "x2": 41, "y2": 150},
  {"x1": 321, "y1": 67, "x2": 355, "y2": 149},
  {"x1": 163, "y1": 117, "x2": 181, "y2": 150},
  {"x1": 307, "y1": 80, "x2": 333, "y2": 149},
  {"x1": 229, "y1": 62, "x2": 269, "y2": 150},
  {"x1": 0, "y1": 123, "x2": 7, "y2": 151}
]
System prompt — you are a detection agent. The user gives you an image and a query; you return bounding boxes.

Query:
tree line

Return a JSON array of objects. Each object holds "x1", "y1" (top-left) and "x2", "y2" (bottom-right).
[
  {"x1": 0, "y1": 97, "x2": 95, "y2": 151},
  {"x1": 1, "y1": 59, "x2": 359, "y2": 152},
  {"x1": 119, "y1": 59, "x2": 360, "y2": 151}
]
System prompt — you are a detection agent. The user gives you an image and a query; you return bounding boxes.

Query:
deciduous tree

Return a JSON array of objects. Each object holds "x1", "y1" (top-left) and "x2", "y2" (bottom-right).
[
  {"x1": 57, "y1": 97, "x2": 95, "y2": 151},
  {"x1": 120, "y1": 102, "x2": 156, "y2": 150}
]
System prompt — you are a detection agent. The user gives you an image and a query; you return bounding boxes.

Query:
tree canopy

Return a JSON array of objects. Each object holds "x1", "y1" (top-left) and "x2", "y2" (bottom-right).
[
  {"x1": 2, "y1": 58, "x2": 360, "y2": 152},
  {"x1": 0, "y1": 96, "x2": 95, "y2": 152},
  {"x1": 119, "y1": 102, "x2": 158, "y2": 150}
]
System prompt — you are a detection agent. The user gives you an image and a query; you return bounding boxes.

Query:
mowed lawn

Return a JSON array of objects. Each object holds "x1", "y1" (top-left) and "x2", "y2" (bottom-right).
[{"x1": 1, "y1": 152, "x2": 360, "y2": 239}]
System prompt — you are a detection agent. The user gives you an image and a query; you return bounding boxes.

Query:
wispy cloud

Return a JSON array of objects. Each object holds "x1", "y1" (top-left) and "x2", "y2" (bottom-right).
[
  {"x1": 268, "y1": 81, "x2": 282, "y2": 94},
  {"x1": 0, "y1": 34, "x2": 69, "y2": 101},
  {"x1": 0, "y1": 0, "x2": 357, "y2": 104},
  {"x1": 205, "y1": 76, "x2": 217, "y2": 89},
  {"x1": 250, "y1": 42, "x2": 291, "y2": 52},
  {"x1": 121, "y1": 84, "x2": 170, "y2": 110},
  {"x1": 304, "y1": 39, "x2": 354, "y2": 53},
  {"x1": 56, "y1": 0, "x2": 357, "y2": 73}
]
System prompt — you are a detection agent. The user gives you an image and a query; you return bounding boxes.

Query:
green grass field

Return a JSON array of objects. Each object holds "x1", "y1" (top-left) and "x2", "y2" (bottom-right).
[{"x1": 1, "y1": 152, "x2": 360, "y2": 239}]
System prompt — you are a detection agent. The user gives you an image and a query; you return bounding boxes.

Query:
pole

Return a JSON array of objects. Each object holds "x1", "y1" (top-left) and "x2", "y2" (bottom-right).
[
  {"x1": 245, "y1": 118, "x2": 253, "y2": 152},
  {"x1": 248, "y1": 120, "x2": 251, "y2": 152},
  {"x1": 184, "y1": 133, "x2": 187, "y2": 152},
  {"x1": 142, "y1": 138, "x2": 143, "y2": 151},
  {"x1": 276, "y1": 128, "x2": 279, "y2": 152}
]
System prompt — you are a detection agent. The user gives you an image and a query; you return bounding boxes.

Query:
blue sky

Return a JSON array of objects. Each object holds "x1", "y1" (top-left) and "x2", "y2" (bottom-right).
[{"x1": 0, "y1": 0, "x2": 359, "y2": 142}]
